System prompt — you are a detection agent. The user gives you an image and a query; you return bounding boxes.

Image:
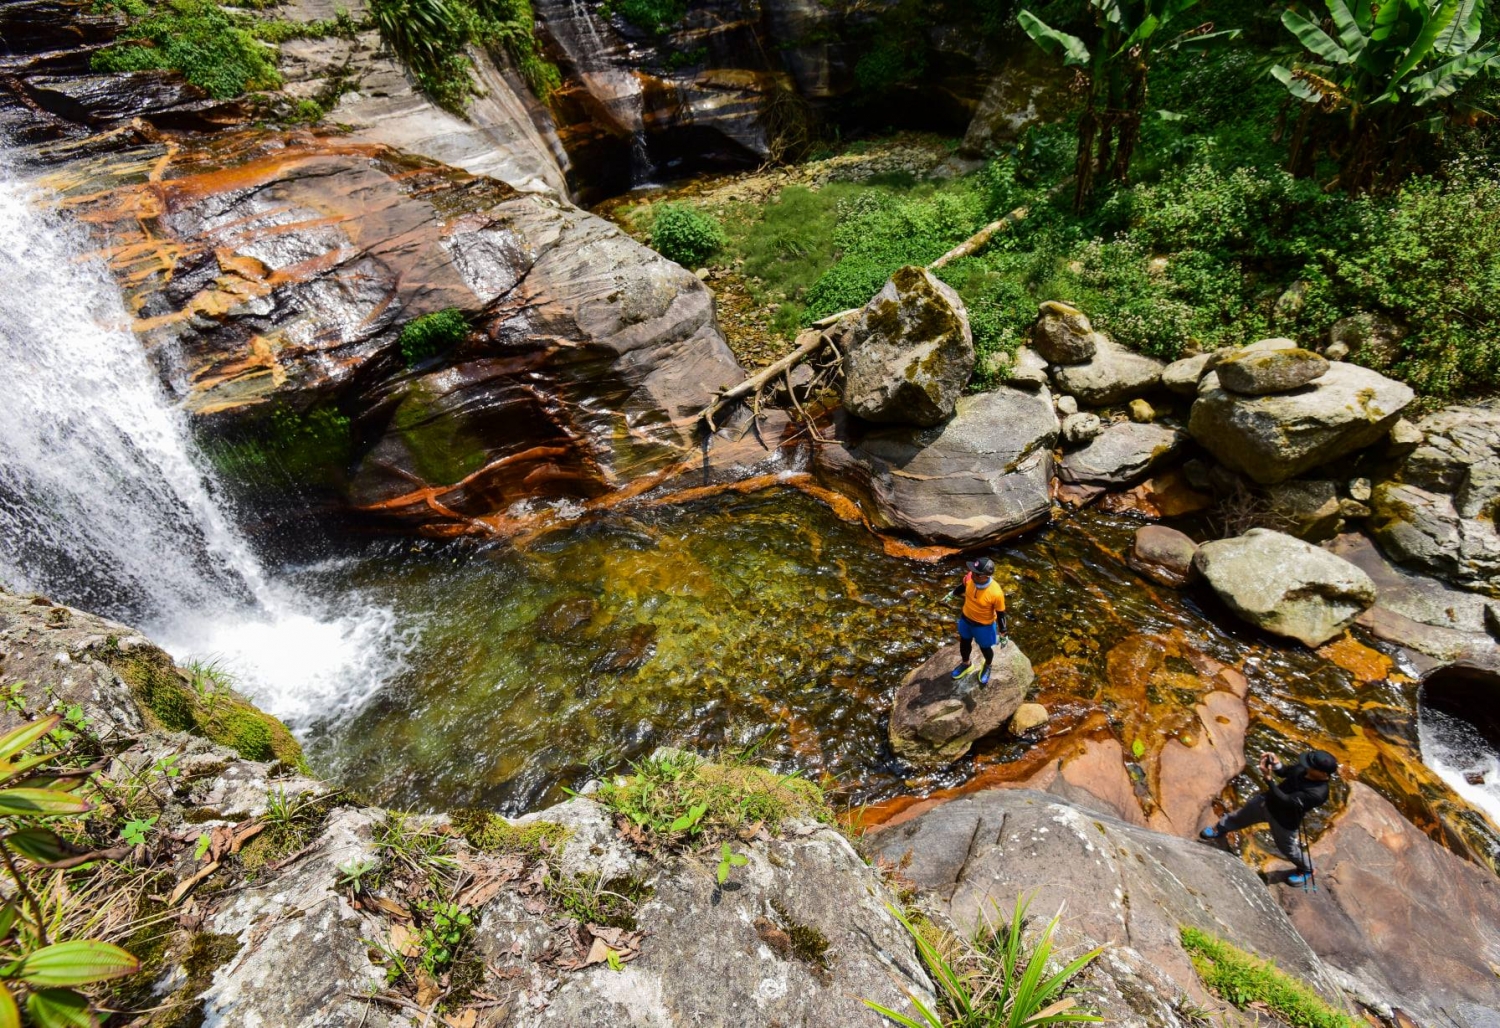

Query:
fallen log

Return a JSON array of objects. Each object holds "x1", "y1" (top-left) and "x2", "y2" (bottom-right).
[{"x1": 703, "y1": 328, "x2": 830, "y2": 432}]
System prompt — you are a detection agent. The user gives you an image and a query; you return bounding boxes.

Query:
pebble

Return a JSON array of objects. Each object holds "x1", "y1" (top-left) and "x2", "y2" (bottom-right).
[
  {"x1": 1128, "y1": 399, "x2": 1155, "y2": 423},
  {"x1": 1056, "y1": 394, "x2": 1079, "y2": 416}
]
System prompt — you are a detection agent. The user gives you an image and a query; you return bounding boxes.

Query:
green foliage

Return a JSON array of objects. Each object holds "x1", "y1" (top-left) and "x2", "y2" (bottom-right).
[
  {"x1": 336, "y1": 857, "x2": 378, "y2": 893},
  {"x1": 370, "y1": 0, "x2": 561, "y2": 110},
  {"x1": 198, "y1": 402, "x2": 352, "y2": 490},
  {"x1": 866, "y1": 894, "x2": 1103, "y2": 1027},
  {"x1": 595, "y1": 751, "x2": 829, "y2": 850},
  {"x1": 648, "y1": 203, "x2": 727, "y2": 267},
  {"x1": 120, "y1": 816, "x2": 157, "y2": 847},
  {"x1": 1181, "y1": 926, "x2": 1360, "y2": 1028},
  {"x1": 239, "y1": 789, "x2": 332, "y2": 870},
  {"x1": 603, "y1": 0, "x2": 686, "y2": 34},
  {"x1": 546, "y1": 871, "x2": 650, "y2": 930},
  {"x1": 91, "y1": 0, "x2": 282, "y2": 98},
  {"x1": 414, "y1": 899, "x2": 472, "y2": 977},
  {"x1": 1273, "y1": 0, "x2": 1499, "y2": 189},
  {"x1": 0, "y1": 716, "x2": 142, "y2": 1022},
  {"x1": 399, "y1": 307, "x2": 470, "y2": 366},
  {"x1": 448, "y1": 809, "x2": 571, "y2": 857}
]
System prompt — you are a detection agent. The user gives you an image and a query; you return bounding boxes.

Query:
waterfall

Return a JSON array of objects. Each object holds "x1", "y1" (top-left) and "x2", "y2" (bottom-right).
[
  {"x1": 0, "y1": 165, "x2": 401, "y2": 727},
  {"x1": 544, "y1": 0, "x2": 655, "y2": 184}
]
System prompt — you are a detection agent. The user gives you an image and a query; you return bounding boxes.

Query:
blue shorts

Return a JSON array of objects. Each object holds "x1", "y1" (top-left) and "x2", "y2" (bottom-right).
[{"x1": 958, "y1": 615, "x2": 999, "y2": 648}]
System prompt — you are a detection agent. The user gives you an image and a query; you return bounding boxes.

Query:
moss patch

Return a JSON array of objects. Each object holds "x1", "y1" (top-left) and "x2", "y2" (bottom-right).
[
  {"x1": 106, "y1": 648, "x2": 302, "y2": 765},
  {"x1": 449, "y1": 809, "x2": 571, "y2": 857},
  {"x1": 1180, "y1": 926, "x2": 1359, "y2": 1028}
]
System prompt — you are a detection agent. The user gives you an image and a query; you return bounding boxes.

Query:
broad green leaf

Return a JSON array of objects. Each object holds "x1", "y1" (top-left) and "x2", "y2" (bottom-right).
[
  {"x1": 1407, "y1": 47, "x2": 1499, "y2": 101},
  {"x1": 668, "y1": 803, "x2": 706, "y2": 833},
  {"x1": 1385, "y1": 0, "x2": 1462, "y2": 94},
  {"x1": 0, "y1": 982, "x2": 17, "y2": 1028},
  {"x1": 16, "y1": 941, "x2": 139, "y2": 987},
  {"x1": 2, "y1": 829, "x2": 70, "y2": 865},
  {"x1": 0, "y1": 717, "x2": 61, "y2": 766},
  {"x1": 1370, "y1": 0, "x2": 1406, "y2": 42},
  {"x1": 1283, "y1": 9, "x2": 1352, "y2": 63},
  {"x1": 24, "y1": 989, "x2": 91, "y2": 1028},
  {"x1": 1433, "y1": 0, "x2": 1482, "y2": 54},
  {"x1": 1325, "y1": 0, "x2": 1369, "y2": 55},
  {"x1": 1119, "y1": 12, "x2": 1160, "y2": 51},
  {"x1": 1017, "y1": 10, "x2": 1092, "y2": 66},
  {"x1": 1171, "y1": 28, "x2": 1241, "y2": 53},
  {"x1": 0, "y1": 789, "x2": 89, "y2": 817},
  {"x1": 0, "y1": 902, "x2": 17, "y2": 942}
]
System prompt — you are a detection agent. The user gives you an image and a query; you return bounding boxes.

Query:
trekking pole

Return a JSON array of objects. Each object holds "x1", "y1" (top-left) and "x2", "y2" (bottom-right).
[{"x1": 1299, "y1": 824, "x2": 1316, "y2": 892}]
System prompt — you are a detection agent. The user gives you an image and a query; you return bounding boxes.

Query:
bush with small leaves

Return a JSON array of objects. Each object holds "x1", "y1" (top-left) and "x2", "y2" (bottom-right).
[{"x1": 648, "y1": 203, "x2": 726, "y2": 268}]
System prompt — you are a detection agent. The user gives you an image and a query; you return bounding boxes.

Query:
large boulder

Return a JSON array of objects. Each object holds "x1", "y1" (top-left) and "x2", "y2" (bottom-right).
[
  {"x1": 1049, "y1": 335, "x2": 1166, "y2": 406},
  {"x1": 1030, "y1": 300, "x2": 1100, "y2": 364},
  {"x1": 1194, "y1": 528, "x2": 1377, "y2": 646},
  {"x1": 837, "y1": 265, "x2": 974, "y2": 427},
  {"x1": 1188, "y1": 362, "x2": 1414, "y2": 485},
  {"x1": 55, "y1": 130, "x2": 743, "y2": 527},
  {"x1": 864, "y1": 790, "x2": 1342, "y2": 1027},
  {"x1": 889, "y1": 640, "x2": 1032, "y2": 764},
  {"x1": 1057, "y1": 422, "x2": 1190, "y2": 487},
  {"x1": 813, "y1": 387, "x2": 1059, "y2": 547},
  {"x1": 1368, "y1": 400, "x2": 1500, "y2": 595},
  {"x1": 1279, "y1": 784, "x2": 1500, "y2": 1027},
  {"x1": 1215, "y1": 346, "x2": 1329, "y2": 396}
]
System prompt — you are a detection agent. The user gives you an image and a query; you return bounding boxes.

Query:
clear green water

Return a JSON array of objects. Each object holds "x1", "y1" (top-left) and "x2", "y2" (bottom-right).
[{"x1": 297, "y1": 489, "x2": 1498, "y2": 864}]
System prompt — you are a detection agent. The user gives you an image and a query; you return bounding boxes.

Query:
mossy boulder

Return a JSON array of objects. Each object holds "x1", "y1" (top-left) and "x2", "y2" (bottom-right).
[
  {"x1": 105, "y1": 645, "x2": 303, "y2": 765},
  {"x1": 836, "y1": 265, "x2": 974, "y2": 428},
  {"x1": 1216, "y1": 346, "x2": 1329, "y2": 396}
]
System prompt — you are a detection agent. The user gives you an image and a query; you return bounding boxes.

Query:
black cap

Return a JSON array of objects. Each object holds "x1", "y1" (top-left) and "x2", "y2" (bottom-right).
[
  {"x1": 968, "y1": 557, "x2": 995, "y2": 576},
  {"x1": 1307, "y1": 750, "x2": 1338, "y2": 774}
]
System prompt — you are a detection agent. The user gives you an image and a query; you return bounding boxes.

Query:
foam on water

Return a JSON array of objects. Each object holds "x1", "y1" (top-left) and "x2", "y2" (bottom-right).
[
  {"x1": 0, "y1": 162, "x2": 402, "y2": 726},
  {"x1": 1419, "y1": 707, "x2": 1500, "y2": 826}
]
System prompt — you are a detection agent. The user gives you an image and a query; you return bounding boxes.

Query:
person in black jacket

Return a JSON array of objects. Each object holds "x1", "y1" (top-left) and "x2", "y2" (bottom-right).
[{"x1": 1199, "y1": 749, "x2": 1338, "y2": 885}]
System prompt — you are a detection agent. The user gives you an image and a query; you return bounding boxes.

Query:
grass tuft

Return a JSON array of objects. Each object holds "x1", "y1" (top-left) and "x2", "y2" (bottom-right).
[
  {"x1": 1180, "y1": 926, "x2": 1360, "y2": 1028},
  {"x1": 448, "y1": 810, "x2": 571, "y2": 858}
]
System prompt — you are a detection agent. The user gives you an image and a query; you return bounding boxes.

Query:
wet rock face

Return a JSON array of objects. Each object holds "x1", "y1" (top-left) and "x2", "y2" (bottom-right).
[
  {"x1": 813, "y1": 387, "x2": 1058, "y2": 547},
  {"x1": 1369, "y1": 400, "x2": 1500, "y2": 595},
  {"x1": 59, "y1": 130, "x2": 742, "y2": 526},
  {"x1": 1279, "y1": 783, "x2": 1500, "y2": 1028},
  {"x1": 864, "y1": 790, "x2": 1341, "y2": 1027},
  {"x1": 1188, "y1": 361, "x2": 1415, "y2": 485},
  {"x1": 1194, "y1": 528, "x2": 1377, "y2": 646},
  {"x1": 838, "y1": 266, "x2": 974, "y2": 428},
  {"x1": 889, "y1": 640, "x2": 1031, "y2": 765},
  {"x1": 1128, "y1": 526, "x2": 1198, "y2": 588}
]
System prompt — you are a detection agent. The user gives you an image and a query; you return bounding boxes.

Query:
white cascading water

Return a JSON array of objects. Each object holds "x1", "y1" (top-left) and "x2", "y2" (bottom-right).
[
  {"x1": 1419, "y1": 707, "x2": 1500, "y2": 825},
  {"x1": 0, "y1": 164, "x2": 399, "y2": 727}
]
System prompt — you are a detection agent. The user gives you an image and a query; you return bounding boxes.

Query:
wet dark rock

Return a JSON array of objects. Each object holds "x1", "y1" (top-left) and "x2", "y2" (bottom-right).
[
  {"x1": 23, "y1": 72, "x2": 243, "y2": 129},
  {"x1": 1214, "y1": 346, "x2": 1329, "y2": 396},
  {"x1": 889, "y1": 640, "x2": 1031, "y2": 765},
  {"x1": 837, "y1": 266, "x2": 974, "y2": 428},
  {"x1": 1264, "y1": 479, "x2": 1344, "y2": 541},
  {"x1": 813, "y1": 387, "x2": 1058, "y2": 547},
  {"x1": 1030, "y1": 300, "x2": 1100, "y2": 364},
  {"x1": 1189, "y1": 362, "x2": 1414, "y2": 485},
  {"x1": 534, "y1": 596, "x2": 599, "y2": 640},
  {"x1": 1194, "y1": 528, "x2": 1377, "y2": 646},
  {"x1": 1127, "y1": 525, "x2": 1198, "y2": 587},
  {"x1": 1279, "y1": 783, "x2": 1500, "y2": 1028},
  {"x1": 1050, "y1": 335, "x2": 1166, "y2": 407},
  {"x1": 1058, "y1": 422, "x2": 1189, "y2": 488},
  {"x1": 864, "y1": 790, "x2": 1341, "y2": 1026},
  {"x1": 591, "y1": 622, "x2": 658, "y2": 675},
  {"x1": 57, "y1": 131, "x2": 741, "y2": 527}
]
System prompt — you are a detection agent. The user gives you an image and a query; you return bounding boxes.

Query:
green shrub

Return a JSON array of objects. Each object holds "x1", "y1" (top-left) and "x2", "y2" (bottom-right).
[
  {"x1": 1181, "y1": 926, "x2": 1359, "y2": 1028},
  {"x1": 648, "y1": 203, "x2": 726, "y2": 268},
  {"x1": 398, "y1": 307, "x2": 469, "y2": 366},
  {"x1": 603, "y1": 0, "x2": 685, "y2": 34},
  {"x1": 91, "y1": 0, "x2": 282, "y2": 98}
]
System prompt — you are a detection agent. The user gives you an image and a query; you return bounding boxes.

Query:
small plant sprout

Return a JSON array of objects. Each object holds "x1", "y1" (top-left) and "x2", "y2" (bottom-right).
[
  {"x1": 414, "y1": 900, "x2": 472, "y2": 977},
  {"x1": 716, "y1": 843, "x2": 748, "y2": 885},
  {"x1": 337, "y1": 858, "x2": 379, "y2": 895},
  {"x1": 152, "y1": 754, "x2": 181, "y2": 781},
  {"x1": 606, "y1": 948, "x2": 624, "y2": 972},
  {"x1": 194, "y1": 833, "x2": 212, "y2": 862},
  {"x1": 121, "y1": 816, "x2": 158, "y2": 847},
  {"x1": 669, "y1": 802, "x2": 708, "y2": 835}
]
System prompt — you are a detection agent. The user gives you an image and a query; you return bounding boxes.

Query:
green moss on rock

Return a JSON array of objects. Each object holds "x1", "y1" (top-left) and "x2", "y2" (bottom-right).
[
  {"x1": 450, "y1": 809, "x2": 572, "y2": 856},
  {"x1": 105, "y1": 646, "x2": 302, "y2": 765}
]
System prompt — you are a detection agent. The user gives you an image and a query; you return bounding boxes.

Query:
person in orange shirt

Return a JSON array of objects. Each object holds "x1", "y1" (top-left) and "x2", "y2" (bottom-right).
[{"x1": 948, "y1": 557, "x2": 1007, "y2": 686}]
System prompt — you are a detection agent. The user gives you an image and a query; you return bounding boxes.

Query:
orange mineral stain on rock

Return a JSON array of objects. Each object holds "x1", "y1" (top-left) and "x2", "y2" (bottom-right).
[{"x1": 1317, "y1": 634, "x2": 1395, "y2": 684}]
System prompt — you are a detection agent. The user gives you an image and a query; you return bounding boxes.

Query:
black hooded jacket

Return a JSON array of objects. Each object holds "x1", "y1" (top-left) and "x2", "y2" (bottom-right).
[{"x1": 1265, "y1": 753, "x2": 1331, "y2": 829}]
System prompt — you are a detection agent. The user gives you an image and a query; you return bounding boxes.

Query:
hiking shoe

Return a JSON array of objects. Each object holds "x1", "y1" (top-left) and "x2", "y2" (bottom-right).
[
  {"x1": 979, "y1": 665, "x2": 991, "y2": 686},
  {"x1": 1199, "y1": 825, "x2": 1221, "y2": 840},
  {"x1": 1287, "y1": 872, "x2": 1310, "y2": 886},
  {"x1": 950, "y1": 665, "x2": 968, "y2": 679}
]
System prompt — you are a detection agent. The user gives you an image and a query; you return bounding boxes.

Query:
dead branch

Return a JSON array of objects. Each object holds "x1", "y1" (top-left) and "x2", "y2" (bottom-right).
[
  {"x1": 703, "y1": 328, "x2": 830, "y2": 431},
  {"x1": 928, "y1": 204, "x2": 1033, "y2": 270}
]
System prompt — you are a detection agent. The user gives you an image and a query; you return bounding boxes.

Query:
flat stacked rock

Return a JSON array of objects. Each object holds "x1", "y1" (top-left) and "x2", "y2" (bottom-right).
[
  {"x1": 1058, "y1": 422, "x2": 1190, "y2": 488},
  {"x1": 1215, "y1": 346, "x2": 1329, "y2": 395},
  {"x1": 1051, "y1": 335, "x2": 1166, "y2": 407}
]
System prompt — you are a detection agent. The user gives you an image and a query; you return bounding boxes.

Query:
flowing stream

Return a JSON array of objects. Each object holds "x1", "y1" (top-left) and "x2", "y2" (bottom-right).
[{"x1": 0, "y1": 166, "x2": 402, "y2": 725}]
